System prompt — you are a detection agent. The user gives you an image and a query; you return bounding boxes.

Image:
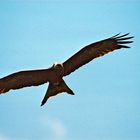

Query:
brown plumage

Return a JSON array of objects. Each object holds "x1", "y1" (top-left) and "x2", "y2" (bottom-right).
[{"x1": 0, "y1": 33, "x2": 133, "y2": 106}]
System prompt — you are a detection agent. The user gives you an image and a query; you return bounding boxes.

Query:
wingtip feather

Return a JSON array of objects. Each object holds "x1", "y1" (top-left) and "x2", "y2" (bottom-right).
[
  {"x1": 119, "y1": 45, "x2": 131, "y2": 48},
  {"x1": 111, "y1": 33, "x2": 133, "y2": 48},
  {"x1": 117, "y1": 41, "x2": 133, "y2": 44},
  {"x1": 111, "y1": 33, "x2": 134, "y2": 40},
  {"x1": 111, "y1": 33, "x2": 121, "y2": 38},
  {"x1": 115, "y1": 33, "x2": 130, "y2": 39}
]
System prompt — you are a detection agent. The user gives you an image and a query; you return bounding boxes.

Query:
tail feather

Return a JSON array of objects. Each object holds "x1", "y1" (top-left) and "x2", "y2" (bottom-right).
[{"x1": 41, "y1": 79, "x2": 74, "y2": 106}]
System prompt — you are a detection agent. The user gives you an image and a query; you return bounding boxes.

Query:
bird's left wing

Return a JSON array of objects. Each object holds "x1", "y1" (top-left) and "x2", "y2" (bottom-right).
[
  {"x1": 63, "y1": 33, "x2": 133, "y2": 76},
  {"x1": 0, "y1": 68, "x2": 52, "y2": 94}
]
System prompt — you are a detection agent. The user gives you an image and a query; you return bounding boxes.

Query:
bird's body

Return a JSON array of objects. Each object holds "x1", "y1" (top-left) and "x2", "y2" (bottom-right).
[{"x1": 0, "y1": 33, "x2": 133, "y2": 106}]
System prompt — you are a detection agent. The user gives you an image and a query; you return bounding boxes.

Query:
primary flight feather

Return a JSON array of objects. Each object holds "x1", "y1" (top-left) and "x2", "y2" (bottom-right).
[{"x1": 0, "y1": 33, "x2": 133, "y2": 106}]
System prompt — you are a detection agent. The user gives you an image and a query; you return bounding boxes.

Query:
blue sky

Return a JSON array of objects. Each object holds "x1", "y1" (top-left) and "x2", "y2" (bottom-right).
[{"x1": 0, "y1": 1, "x2": 140, "y2": 140}]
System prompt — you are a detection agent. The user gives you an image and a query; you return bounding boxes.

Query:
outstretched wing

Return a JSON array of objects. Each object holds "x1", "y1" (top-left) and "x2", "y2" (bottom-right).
[
  {"x1": 63, "y1": 33, "x2": 133, "y2": 76},
  {"x1": 0, "y1": 68, "x2": 52, "y2": 94}
]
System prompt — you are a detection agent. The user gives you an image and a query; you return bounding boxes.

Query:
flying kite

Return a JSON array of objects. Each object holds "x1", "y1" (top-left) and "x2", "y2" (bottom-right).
[{"x1": 0, "y1": 33, "x2": 133, "y2": 106}]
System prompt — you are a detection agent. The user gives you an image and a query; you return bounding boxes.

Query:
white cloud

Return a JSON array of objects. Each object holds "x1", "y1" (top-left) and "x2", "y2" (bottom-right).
[
  {"x1": 0, "y1": 134, "x2": 10, "y2": 140},
  {"x1": 0, "y1": 134, "x2": 28, "y2": 140},
  {"x1": 40, "y1": 115, "x2": 68, "y2": 140}
]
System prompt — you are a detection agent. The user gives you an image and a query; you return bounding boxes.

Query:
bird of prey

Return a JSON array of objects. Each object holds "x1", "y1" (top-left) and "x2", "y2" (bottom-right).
[{"x1": 0, "y1": 33, "x2": 133, "y2": 106}]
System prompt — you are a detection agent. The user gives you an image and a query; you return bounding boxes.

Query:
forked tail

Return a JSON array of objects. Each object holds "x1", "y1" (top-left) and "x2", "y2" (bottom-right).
[{"x1": 41, "y1": 79, "x2": 74, "y2": 106}]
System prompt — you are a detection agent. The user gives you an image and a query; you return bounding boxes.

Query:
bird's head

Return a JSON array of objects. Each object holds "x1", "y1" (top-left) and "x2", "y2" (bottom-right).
[
  {"x1": 52, "y1": 63, "x2": 64, "y2": 76},
  {"x1": 52, "y1": 63, "x2": 64, "y2": 70}
]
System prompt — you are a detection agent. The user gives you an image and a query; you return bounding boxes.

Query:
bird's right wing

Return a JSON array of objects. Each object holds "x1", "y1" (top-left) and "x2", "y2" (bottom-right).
[
  {"x1": 63, "y1": 33, "x2": 133, "y2": 76},
  {"x1": 0, "y1": 68, "x2": 52, "y2": 94}
]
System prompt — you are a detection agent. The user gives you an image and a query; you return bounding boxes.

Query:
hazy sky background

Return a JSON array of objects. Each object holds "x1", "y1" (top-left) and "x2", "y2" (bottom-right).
[{"x1": 0, "y1": 1, "x2": 140, "y2": 140}]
